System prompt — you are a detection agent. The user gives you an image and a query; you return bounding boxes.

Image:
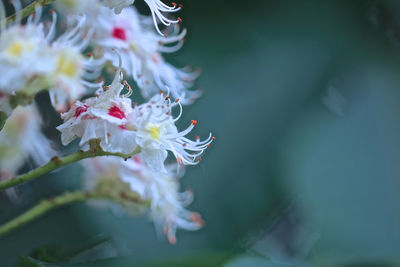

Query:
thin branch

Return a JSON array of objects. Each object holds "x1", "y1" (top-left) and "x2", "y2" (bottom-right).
[
  {"x1": 0, "y1": 147, "x2": 140, "y2": 190},
  {"x1": 0, "y1": 190, "x2": 145, "y2": 237}
]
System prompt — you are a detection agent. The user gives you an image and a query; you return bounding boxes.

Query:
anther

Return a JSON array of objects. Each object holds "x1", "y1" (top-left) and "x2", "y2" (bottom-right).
[
  {"x1": 191, "y1": 120, "x2": 197, "y2": 126},
  {"x1": 192, "y1": 212, "x2": 204, "y2": 227}
]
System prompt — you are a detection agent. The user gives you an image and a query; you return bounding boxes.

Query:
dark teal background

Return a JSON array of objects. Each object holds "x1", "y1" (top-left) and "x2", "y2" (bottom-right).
[{"x1": 1, "y1": 0, "x2": 400, "y2": 266}]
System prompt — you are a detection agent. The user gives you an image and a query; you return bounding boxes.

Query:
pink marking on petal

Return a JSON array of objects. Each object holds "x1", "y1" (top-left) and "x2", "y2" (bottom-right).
[
  {"x1": 108, "y1": 105, "x2": 126, "y2": 119},
  {"x1": 132, "y1": 156, "x2": 142, "y2": 164}
]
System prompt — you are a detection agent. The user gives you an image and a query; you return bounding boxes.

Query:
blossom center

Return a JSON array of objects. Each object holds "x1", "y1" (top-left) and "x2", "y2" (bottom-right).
[
  {"x1": 112, "y1": 27, "x2": 127, "y2": 41},
  {"x1": 108, "y1": 105, "x2": 126, "y2": 119},
  {"x1": 74, "y1": 105, "x2": 89, "y2": 118},
  {"x1": 148, "y1": 125, "x2": 160, "y2": 140},
  {"x1": 57, "y1": 56, "x2": 78, "y2": 77},
  {"x1": 7, "y1": 42, "x2": 23, "y2": 56}
]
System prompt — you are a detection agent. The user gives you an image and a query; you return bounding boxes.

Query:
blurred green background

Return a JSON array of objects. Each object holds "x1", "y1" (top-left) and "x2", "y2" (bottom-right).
[{"x1": 2, "y1": 0, "x2": 400, "y2": 266}]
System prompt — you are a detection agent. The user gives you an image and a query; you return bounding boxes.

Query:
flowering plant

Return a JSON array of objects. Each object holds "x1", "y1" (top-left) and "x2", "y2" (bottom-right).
[{"x1": 0, "y1": 0, "x2": 214, "y2": 245}]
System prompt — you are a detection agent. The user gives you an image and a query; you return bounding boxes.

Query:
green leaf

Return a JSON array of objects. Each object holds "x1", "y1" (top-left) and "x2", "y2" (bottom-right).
[
  {"x1": 69, "y1": 252, "x2": 235, "y2": 267},
  {"x1": 25, "y1": 236, "x2": 110, "y2": 264},
  {"x1": 15, "y1": 256, "x2": 56, "y2": 267}
]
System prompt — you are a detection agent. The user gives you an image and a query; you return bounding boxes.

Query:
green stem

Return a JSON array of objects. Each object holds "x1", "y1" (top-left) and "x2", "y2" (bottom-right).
[
  {"x1": 0, "y1": 148, "x2": 140, "y2": 190},
  {"x1": 0, "y1": 190, "x2": 144, "y2": 237},
  {"x1": 0, "y1": 111, "x2": 7, "y2": 131},
  {"x1": 6, "y1": 0, "x2": 56, "y2": 25}
]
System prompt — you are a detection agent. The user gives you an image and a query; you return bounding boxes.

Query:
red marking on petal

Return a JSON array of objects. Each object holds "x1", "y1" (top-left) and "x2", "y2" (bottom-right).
[
  {"x1": 112, "y1": 27, "x2": 127, "y2": 41},
  {"x1": 119, "y1": 125, "x2": 127, "y2": 130},
  {"x1": 108, "y1": 105, "x2": 126, "y2": 119},
  {"x1": 74, "y1": 105, "x2": 89, "y2": 118}
]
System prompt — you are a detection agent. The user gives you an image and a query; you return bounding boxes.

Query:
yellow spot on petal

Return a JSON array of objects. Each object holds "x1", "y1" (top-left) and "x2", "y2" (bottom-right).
[
  {"x1": 149, "y1": 126, "x2": 160, "y2": 140},
  {"x1": 7, "y1": 42, "x2": 23, "y2": 56},
  {"x1": 57, "y1": 56, "x2": 77, "y2": 77}
]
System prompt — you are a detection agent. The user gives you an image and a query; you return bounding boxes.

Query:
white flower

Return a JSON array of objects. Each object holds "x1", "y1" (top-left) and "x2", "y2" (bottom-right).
[
  {"x1": 59, "y1": 85, "x2": 213, "y2": 172},
  {"x1": 101, "y1": 0, "x2": 181, "y2": 35},
  {"x1": 82, "y1": 154, "x2": 203, "y2": 243},
  {"x1": 0, "y1": 8, "x2": 54, "y2": 95},
  {"x1": 93, "y1": 7, "x2": 199, "y2": 104},
  {"x1": 0, "y1": 3, "x2": 103, "y2": 112},
  {"x1": 129, "y1": 92, "x2": 214, "y2": 172},
  {"x1": 0, "y1": 104, "x2": 57, "y2": 179},
  {"x1": 56, "y1": 68, "x2": 137, "y2": 154},
  {"x1": 45, "y1": 12, "x2": 104, "y2": 112},
  {"x1": 120, "y1": 155, "x2": 203, "y2": 244}
]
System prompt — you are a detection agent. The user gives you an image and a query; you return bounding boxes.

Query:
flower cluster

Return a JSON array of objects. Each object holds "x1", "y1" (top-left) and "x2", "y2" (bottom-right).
[
  {"x1": 0, "y1": 0, "x2": 214, "y2": 244},
  {"x1": 0, "y1": 4, "x2": 103, "y2": 112}
]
